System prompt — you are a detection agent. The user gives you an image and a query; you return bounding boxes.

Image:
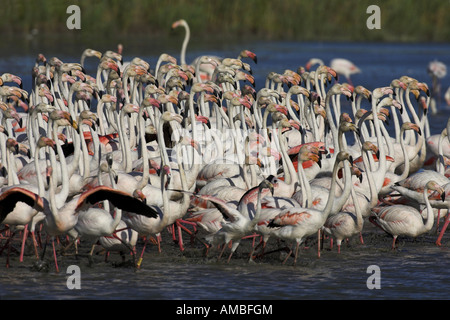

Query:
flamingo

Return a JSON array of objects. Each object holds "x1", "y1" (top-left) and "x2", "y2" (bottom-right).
[
  {"x1": 380, "y1": 122, "x2": 423, "y2": 195},
  {"x1": 322, "y1": 174, "x2": 364, "y2": 254},
  {"x1": 370, "y1": 180, "x2": 445, "y2": 249},
  {"x1": 198, "y1": 178, "x2": 274, "y2": 263},
  {"x1": 427, "y1": 60, "x2": 446, "y2": 114},
  {"x1": 330, "y1": 58, "x2": 361, "y2": 85},
  {"x1": 71, "y1": 151, "x2": 145, "y2": 264},
  {"x1": 80, "y1": 49, "x2": 102, "y2": 68},
  {"x1": 0, "y1": 187, "x2": 44, "y2": 268},
  {"x1": 267, "y1": 151, "x2": 353, "y2": 265}
]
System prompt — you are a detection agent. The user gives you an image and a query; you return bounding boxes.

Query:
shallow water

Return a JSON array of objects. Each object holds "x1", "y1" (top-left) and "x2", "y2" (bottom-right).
[
  {"x1": 2, "y1": 225, "x2": 450, "y2": 300},
  {"x1": 0, "y1": 40, "x2": 450, "y2": 301}
]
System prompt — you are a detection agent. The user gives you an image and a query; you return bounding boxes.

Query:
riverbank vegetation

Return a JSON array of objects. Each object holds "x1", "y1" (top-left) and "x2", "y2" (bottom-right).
[{"x1": 1, "y1": 0, "x2": 448, "y2": 44}]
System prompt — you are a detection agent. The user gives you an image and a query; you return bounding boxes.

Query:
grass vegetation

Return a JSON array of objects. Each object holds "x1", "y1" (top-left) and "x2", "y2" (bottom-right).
[{"x1": 0, "y1": 0, "x2": 448, "y2": 44}]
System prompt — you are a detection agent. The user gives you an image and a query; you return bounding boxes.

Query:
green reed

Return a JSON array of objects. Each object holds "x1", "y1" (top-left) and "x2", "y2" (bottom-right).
[{"x1": 0, "y1": 0, "x2": 448, "y2": 43}]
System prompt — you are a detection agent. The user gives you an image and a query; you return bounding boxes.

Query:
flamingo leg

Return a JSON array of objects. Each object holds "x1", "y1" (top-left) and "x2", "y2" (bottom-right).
[
  {"x1": 227, "y1": 241, "x2": 240, "y2": 263},
  {"x1": 156, "y1": 234, "x2": 162, "y2": 253},
  {"x1": 19, "y1": 224, "x2": 29, "y2": 262},
  {"x1": 111, "y1": 233, "x2": 136, "y2": 267},
  {"x1": 51, "y1": 237, "x2": 59, "y2": 273},
  {"x1": 31, "y1": 231, "x2": 40, "y2": 260},
  {"x1": 293, "y1": 242, "x2": 300, "y2": 266},
  {"x1": 137, "y1": 237, "x2": 149, "y2": 269},
  {"x1": 391, "y1": 236, "x2": 397, "y2": 250},
  {"x1": 217, "y1": 241, "x2": 229, "y2": 261},
  {"x1": 176, "y1": 219, "x2": 198, "y2": 244},
  {"x1": 249, "y1": 237, "x2": 264, "y2": 261},
  {"x1": 282, "y1": 245, "x2": 293, "y2": 265},
  {"x1": 177, "y1": 223, "x2": 185, "y2": 252},
  {"x1": 436, "y1": 209, "x2": 450, "y2": 246}
]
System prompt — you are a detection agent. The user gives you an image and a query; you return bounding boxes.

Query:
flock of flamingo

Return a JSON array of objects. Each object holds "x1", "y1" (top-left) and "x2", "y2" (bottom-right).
[{"x1": 0, "y1": 19, "x2": 449, "y2": 271}]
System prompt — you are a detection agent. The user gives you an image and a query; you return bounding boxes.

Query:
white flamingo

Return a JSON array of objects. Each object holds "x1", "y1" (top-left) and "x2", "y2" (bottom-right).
[{"x1": 370, "y1": 180, "x2": 445, "y2": 249}]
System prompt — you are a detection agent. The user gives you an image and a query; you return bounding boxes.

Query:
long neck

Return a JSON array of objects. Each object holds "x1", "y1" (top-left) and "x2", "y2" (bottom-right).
[
  {"x1": 437, "y1": 129, "x2": 448, "y2": 174},
  {"x1": 362, "y1": 149, "x2": 379, "y2": 210},
  {"x1": 323, "y1": 157, "x2": 344, "y2": 218},
  {"x1": 181, "y1": 23, "x2": 190, "y2": 66},
  {"x1": 298, "y1": 158, "x2": 312, "y2": 208},
  {"x1": 249, "y1": 186, "x2": 266, "y2": 229},
  {"x1": 332, "y1": 157, "x2": 352, "y2": 213},
  {"x1": 422, "y1": 185, "x2": 435, "y2": 232},
  {"x1": 97, "y1": 101, "x2": 106, "y2": 135},
  {"x1": 136, "y1": 108, "x2": 149, "y2": 190},
  {"x1": 243, "y1": 138, "x2": 252, "y2": 189},
  {"x1": 52, "y1": 123, "x2": 70, "y2": 209},
  {"x1": 7, "y1": 147, "x2": 20, "y2": 186},
  {"x1": 34, "y1": 147, "x2": 45, "y2": 196},
  {"x1": 397, "y1": 128, "x2": 411, "y2": 181},
  {"x1": 157, "y1": 120, "x2": 170, "y2": 168},
  {"x1": 188, "y1": 94, "x2": 198, "y2": 144},
  {"x1": 371, "y1": 99, "x2": 386, "y2": 191},
  {"x1": 119, "y1": 109, "x2": 133, "y2": 172},
  {"x1": 278, "y1": 126, "x2": 297, "y2": 188},
  {"x1": 79, "y1": 122, "x2": 90, "y2": 180},
  {"x1": 96, "y1": 67, "x2": 105, "y2": 95},
  {"x1": 109, "y1": 166, "x2": 122, "y2": 231},
  {"x1": 350, "y1": 183, "x2": 363, "y2": 229},
  {"x1": 27, "y1": 109, "x2": 37, "y2": 158},
  {"x1": 176, "y1": 144, "x2": 190, "y2": 214},
  {"x1": 90, "y1": 125, "x2": 100, "y2": 167},
  {"x1": 285, "y1": 91, "x2": 300, "y2": 123},
  {"x1": 404, "y1": 88, "x2": 422, "y2": 136},
  {"x1": 325, "y1": 93, "x2": 339, "y2": 155}
]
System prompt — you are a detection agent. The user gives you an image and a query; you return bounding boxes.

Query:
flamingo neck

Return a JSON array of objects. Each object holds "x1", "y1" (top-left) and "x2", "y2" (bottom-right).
[{"x1": 423, "y1": 185, "x2": 435, "y2": 232}]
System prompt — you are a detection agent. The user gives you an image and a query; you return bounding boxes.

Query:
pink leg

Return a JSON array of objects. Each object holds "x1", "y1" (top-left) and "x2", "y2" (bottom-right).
[
  {"x1": 436, "y1": 210, "x2": 450, "y2": 246},
  {"x1": 177, "y1": 224, "x2": 184, "y2": 252},
  {"x1": 282, "y1": 246, "x2": 293, "y2": 265},
  {"x1": 20, "y1": 224, "x2": 29, "y2": 262},
  {"x1": 217, "y1": 242, "x2": 228, "y2": 261},
  {"x1": 392, "y1": 236, "x2": 397, "y2": 250},
  {"x1": 31, "y1": 231, "x2": 40, "y2": 260},
  {"x1": 52, "y1": 237, "x2": 59, "y2": 273},
  {"x1": 156, "y1": 234, "x2": 162, "y2": 253},
  {"x1": 137, "y1": 237, "x2": 149, "y2": 269}
]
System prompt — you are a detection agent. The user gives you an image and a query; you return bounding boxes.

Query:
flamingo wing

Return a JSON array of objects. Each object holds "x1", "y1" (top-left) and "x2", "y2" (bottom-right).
[
  {"x1": 268, "y1": 209, "x2": 314, "y2": 227},
  {"x1": 194, "y1": 194, "x2": 241, "y2": 222},
  {"x1": 0, "y1": 187, "x2": 44, "y2": 223},
  {"x1": 76, "y1": 186, "x2": 158, "y2": 218}
]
